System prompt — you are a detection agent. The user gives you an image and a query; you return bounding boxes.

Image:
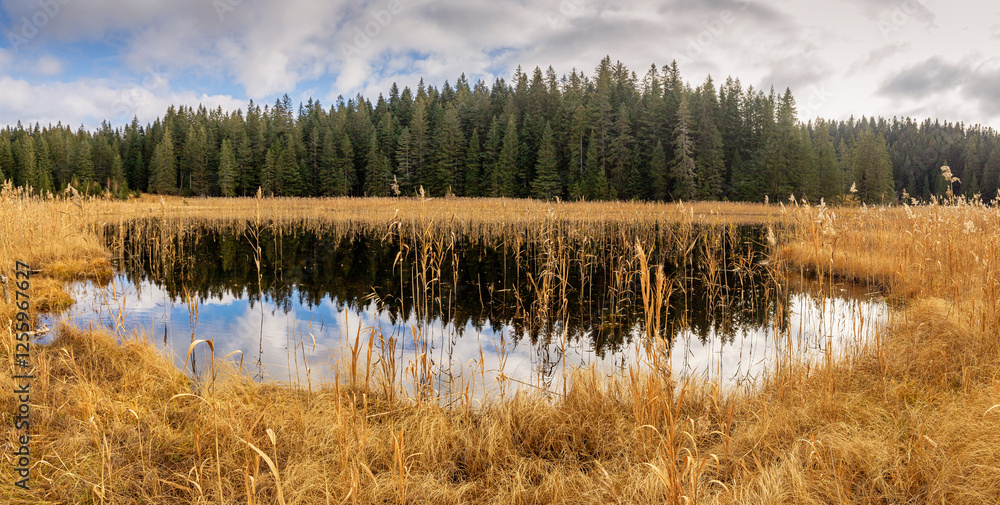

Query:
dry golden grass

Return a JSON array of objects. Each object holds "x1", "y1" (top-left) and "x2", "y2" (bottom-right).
[{"x1": 3, "y1": 191, "x2": 1000, "y2": 504}]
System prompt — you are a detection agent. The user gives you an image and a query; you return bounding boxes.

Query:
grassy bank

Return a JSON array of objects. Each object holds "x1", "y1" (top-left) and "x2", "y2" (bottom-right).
[{"x1": 3, "y1": 190, "x2": 1000, "y2": 503}]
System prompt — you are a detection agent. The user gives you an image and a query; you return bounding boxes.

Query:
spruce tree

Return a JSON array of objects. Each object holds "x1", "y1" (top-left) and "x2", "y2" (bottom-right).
[
  {"x1": 35, "y1": 137, "x2": 55, "y2": 194},
  {"x1": 73, "y1": 135, "x2": 95, "y2": 188},
  {"x1": 278, "y1": 134, "x2": 302, "y2": 196},
  {"x1": 218, "y1": 138, "x2": 237, "y2": 197},
  {"x1": 108, "y1": 152, "x2": 126, "y2": 197},
  {"x1": 693, "y1": 76, "x2": 724, "y2": 200},
  {"x1": 185, "y1": 125, "x2": 210, "y2": 195},
  {"x1": 583, "y1": 131, "x2": 612, "y2": 200},
  {"x1": 669, "y1": 96, "x2": 697, "y2": 200},
  {"x1": 363, "y1": 136, "x2": 390, "y2": 196},
  {"x1": 0, "y1": 135, "x2": 13, "y2": 183},
  {"x1": 531, "y1": 122, "x2": 560, "y2": 199},
  {"x1": 464, "y1": 129, "x2": 481, "y2": 197},
  {"x1": 607, "y1": 103, "x2": 634, "y2": 197},
  {"x1": 148, "y1": 128, "x2": 177, "y2": 195},
  {"x1": 497, "y1": 115, "x2": 519, "y2": 196},
  {"x1": 261, "y1": 147, "x2": 277, "y2": 196},
  {"x1": 395, "y1": 127, "x2": 414, "y2": 193},
  {"x1": 813, "y1": 119, "x2": 842, "y2": 201},
  {"x1": 850, "y1": 127, "x2": 894, "y2": 204},
  {"x1": 430, "y1": 105, "x2": 464, "y2": 196},
  {"x1": 983, "y1": 147, "x2": 1000, "y2": 202},
  {"x1": 482, "y1": 118, "x2": 503, "y2": 197},
  {"x1": 14, "y1": 137, "x2": 37, "y2": 191},
  {"x1": 409, "y1": 98, "x2": 429, "y2": 189},
  {"x1": 650, "y1": 141, "x2": 669, "y2": 200}
]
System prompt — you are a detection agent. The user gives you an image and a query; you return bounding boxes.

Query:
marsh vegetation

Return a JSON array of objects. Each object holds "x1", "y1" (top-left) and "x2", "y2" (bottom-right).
[{"x1": 3, "y1": 190, "x2": 1000, "y2": 503}]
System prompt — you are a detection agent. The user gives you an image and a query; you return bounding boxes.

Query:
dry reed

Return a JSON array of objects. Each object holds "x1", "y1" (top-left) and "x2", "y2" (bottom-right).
[{"x1": 2, "y1": 191, "x2": 1000, "y2": 504}]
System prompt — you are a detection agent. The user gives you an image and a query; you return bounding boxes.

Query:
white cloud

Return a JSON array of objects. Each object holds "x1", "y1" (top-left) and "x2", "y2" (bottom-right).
[
  {"x1": 0, "y1": 75, "x2": 245, "y2": 128},
  {"x1": 3, "y1": 0, "x2": 1000, "y2": 127},
  {"x1": 35, "y1": 54, "x2": 62, "y2": 75}
]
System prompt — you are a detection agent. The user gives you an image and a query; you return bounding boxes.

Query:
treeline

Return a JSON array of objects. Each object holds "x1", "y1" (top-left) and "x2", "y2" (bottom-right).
[{"x1": 2, "y1": 56, "x2": 999, "y2": 203}]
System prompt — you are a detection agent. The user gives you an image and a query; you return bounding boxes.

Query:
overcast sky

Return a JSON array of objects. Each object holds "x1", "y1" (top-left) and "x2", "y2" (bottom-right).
[{"x1": 1, "y1": 0, "x2": 998, "y2": 130}]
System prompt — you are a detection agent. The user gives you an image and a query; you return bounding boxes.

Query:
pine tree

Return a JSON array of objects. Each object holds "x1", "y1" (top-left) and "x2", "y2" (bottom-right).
[
  {"x1": 693, "y1": 76, "x2": 723, "y2": 200},
  {"x1": 669, "y1": 95, "x2": 697, "y2": 200},
  {"x1": 983, "y1": 147, "x2": 1000, "y2": 202},
  {"x1": 531, "y1": 122, "x2": 560, "y2": 199},
  {"x1": 497, "y1": 115, "x2": 519, "y2": 196},
  {"x1": 650, "y1": 141, "x2": 669, "y2": 200},
  {"x1": 339, "y1": 136, "x2": 356, "y2": 196},
  {"x1": 395, "y1": 127, "x2": 414, "y2": 193},
  {"x1": 409, "y1": 98, "x2": 429, "y2": 189},
  {"x1": 278, "y1": 134, "x2": 302, "y2": 196},
  {"x1": 185, "y1": 125, "x2": 210, "y2": 195},
  {"x1": 0, "y1": 134, "x2": 13, "y2": 183},
  {"x1": 218, "y1": 138, "x2": 237, "y2": 197},
  {"x1": 236, "y1": 131, "x2": 253, "y2": 195},
  {"x1": 850, "y1": 127, "x2": 894, "y2": 204},
  {"x1": 430, "y1": 105, "x2": 464, "y2": 195},
  {"x1": 482, "y1": 118, "x2": 503, "y2": 197},
  {"x1": 261, "y1": 147, "x2": 277, "y2": 195},
  {"x1": 363, "y1": 136, "x2": 390, "y2": 196},
  {"x1": 464, "y1": 129, "x2": 482, "y2": 197},
  {"x1": 73, "y1": 135, "x2": 95, "y2": 188},
  {"x1": 813, "y1": 119, "x2": 842, "y2": 201},
  {"x1": 14, "y1": 137, "x2": 37, "y2": 191},
  {"x1": 35, "y1": 137, "x2": 55, "y2": 194},
  {"x1": 583, "y1": 131, "x2": 612, "y2": 200},
  {"x1": 148, "y1": 128, "x2": 177, "y2": 195},
  {"x1": 607, "y1": 103, "x2": 634, "y2": 197}
]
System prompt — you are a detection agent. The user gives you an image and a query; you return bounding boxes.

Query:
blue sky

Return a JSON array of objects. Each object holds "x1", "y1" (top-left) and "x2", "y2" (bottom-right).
[{"x1": 2, "y1": 0, "x2": 1000, "y2": 129}]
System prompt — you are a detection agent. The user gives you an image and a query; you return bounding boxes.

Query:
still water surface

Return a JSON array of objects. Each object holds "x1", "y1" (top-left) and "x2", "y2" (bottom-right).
[{"x1": 48, "y1": 224, "x2": 889, "y2": 393}]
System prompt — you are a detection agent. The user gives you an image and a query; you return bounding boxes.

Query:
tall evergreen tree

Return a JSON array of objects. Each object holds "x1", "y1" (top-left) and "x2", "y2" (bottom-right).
[
  {"x1": 148, "y1": 127, "x2": 177, "y2": 195},
  {"x1": 34, "y1": 137, "x2": 55, "y2": 194},
  {"x1": 218, "y1": 138, "x2": 237, "y2": 197},
  {"x1": 669, "y1": 95, "x2": 697, "y2": 200},
  {"x1": 363, "y1": 136, "x2": 390, "y2": 196},
  {"x1": 261, "y1": 146, "x2": 277, "y2": 195},
  {"x1": 650, "y1": 140, "x2": 669, "y2": 201},
  {"x1": 464, "y1": 129, "x2": 482, "y2": 197},
  {"x1": 497, "y1": 114, "x2": 519, "y2": 196},
  {"x1": 583, "y1": 131, "x2": 612, "y2": 200},
  {"x1": 185, "y1": 125, "x2": 210, "y2": 195},
  {"x1": 813, "y1": 119, "x2": 842, "y2": 202},
  {"x1": 531, "y1": 122, "x2": 560, "y2": 199},
  {"x1": 395, "y1": 127, "x2": 415, "y2": 193},
  {"x1": 850, "y1": 127, "x2": 894, "y2": 204},
  {"x1": 73, "y1": 135, "x2": 95, "y2": 188},
  {"x1": 430, "y1": 105, "x2": 464, "y2": 195},
  {"x1": 0, "y1": 134, "x2": 13, "y2": 183}
]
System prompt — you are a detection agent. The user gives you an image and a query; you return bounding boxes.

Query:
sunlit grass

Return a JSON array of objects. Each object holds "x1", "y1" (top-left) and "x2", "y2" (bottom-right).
[{"x1": 2, "y1": 189, "x2": 999, "y2": 503}]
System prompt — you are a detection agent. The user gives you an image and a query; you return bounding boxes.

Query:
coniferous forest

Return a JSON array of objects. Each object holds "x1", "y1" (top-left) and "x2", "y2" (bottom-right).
[{"x1": 3, "y1": 56, "x2": 999, "y2": 204}]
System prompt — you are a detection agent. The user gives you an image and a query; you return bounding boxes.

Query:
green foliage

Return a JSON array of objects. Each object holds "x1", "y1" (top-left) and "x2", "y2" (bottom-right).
[
  {"x1": 3, "y1": 57, "x2": 999, "y2": 203},
  {"x1": 670, "y1": 96, "x2": 697, "y2": 200},
  {"x1": 531, "y1": 122, "x2": 560, "y2": 200},
  {"x1": 149, "y1": 127, "x2": 177, "y2": 195},
  {"x1": 850, "y1": 127, "x2": 894, "y2": 204},
  {"x1": 218, "y1": 138, "x2": 237, "y2": 197}
]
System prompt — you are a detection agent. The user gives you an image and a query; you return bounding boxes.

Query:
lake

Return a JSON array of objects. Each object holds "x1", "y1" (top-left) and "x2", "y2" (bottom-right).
[{"x1": 48, "y1": 220, "x2": 889, "y2": 395}]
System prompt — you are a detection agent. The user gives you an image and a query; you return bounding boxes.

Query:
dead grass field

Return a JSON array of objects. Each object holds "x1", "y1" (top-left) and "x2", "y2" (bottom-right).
[{"x1": 3, "y1": 187, "x2": 1000, "y2": 504}]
